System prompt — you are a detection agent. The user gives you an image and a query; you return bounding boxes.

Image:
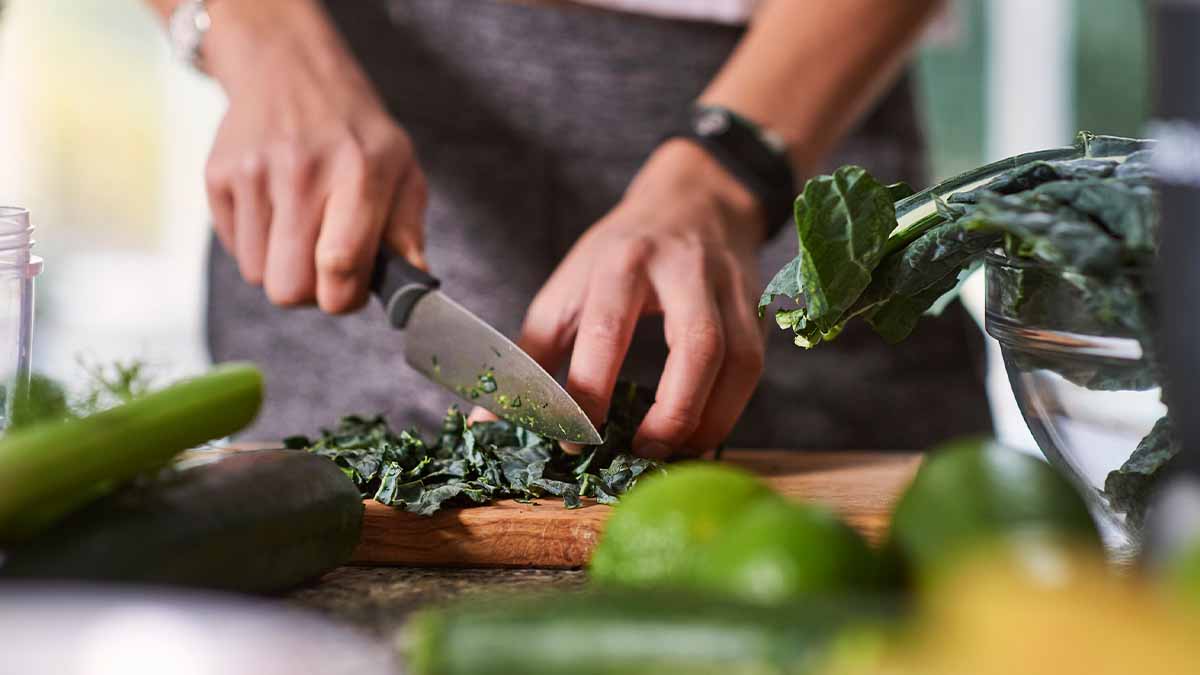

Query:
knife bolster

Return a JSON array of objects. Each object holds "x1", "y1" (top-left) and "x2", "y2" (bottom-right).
[{"x1": 384, "y1": 285, "x2": 433, "y2": 329}]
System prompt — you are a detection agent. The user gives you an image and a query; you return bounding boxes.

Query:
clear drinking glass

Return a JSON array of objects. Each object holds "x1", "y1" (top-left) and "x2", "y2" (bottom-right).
[{"x1": 0, "y1": 207, "x2": 43, "y2": 431}]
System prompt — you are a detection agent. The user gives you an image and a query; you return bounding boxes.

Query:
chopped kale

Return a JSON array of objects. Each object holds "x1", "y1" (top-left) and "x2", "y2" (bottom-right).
[{"x1": 288, "y1": 382, "x2": 659, "y2": 515}]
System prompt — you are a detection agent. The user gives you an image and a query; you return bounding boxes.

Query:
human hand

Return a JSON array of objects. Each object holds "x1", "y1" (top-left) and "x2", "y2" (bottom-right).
[
  {"x1": 202, "y1": 0, "x2": 427, "y2": 313},
  {"x1": 518, "y1": 140, "x2": 768, "y2": 458}
]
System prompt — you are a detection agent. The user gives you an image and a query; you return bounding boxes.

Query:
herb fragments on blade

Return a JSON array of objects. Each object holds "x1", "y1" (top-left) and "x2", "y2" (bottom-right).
[{"x1": 286, "y1": 382, "x2": 660, "y2": 515}]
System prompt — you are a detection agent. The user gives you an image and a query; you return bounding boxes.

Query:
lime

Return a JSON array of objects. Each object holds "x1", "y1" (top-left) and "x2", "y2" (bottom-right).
[
  {"x1": 691, "y1": 498, "x2": 878, "y2": 603},
  {"x1": 886, "y1": 438, "x2": 1101, "y2": 584},
  {"x1": 589, "y1": 462, "x2": 779, "y2": 587}
]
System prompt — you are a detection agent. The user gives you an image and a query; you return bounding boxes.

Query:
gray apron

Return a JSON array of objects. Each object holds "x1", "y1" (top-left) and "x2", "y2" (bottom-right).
[{"x1": 207, "y1": 0, "x2": 991, "y2": 449}]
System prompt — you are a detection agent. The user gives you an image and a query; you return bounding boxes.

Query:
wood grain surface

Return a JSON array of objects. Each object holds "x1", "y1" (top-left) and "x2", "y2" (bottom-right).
[{"x1": 350, "y1": 451, "x2": 921, "y2": 569}]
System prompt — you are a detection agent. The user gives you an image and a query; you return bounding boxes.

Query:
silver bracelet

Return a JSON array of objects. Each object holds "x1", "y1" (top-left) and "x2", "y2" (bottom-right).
[{"x1": 167, "y1": 0, "x2": 212, "y2": 71}]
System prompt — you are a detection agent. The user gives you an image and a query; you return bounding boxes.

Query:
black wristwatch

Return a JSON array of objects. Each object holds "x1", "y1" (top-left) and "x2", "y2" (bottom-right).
[{"x1": 666, "y1": 104, "x2": 796, "y2": 241}]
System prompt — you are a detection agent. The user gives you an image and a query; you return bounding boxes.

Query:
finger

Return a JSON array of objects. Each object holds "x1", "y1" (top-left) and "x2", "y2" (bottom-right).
[
  {"x1": 633, "y1": 252, "x2": 725, "y2": 459},
  {"x1": 687, "y1": 261, "x2": 766, "y2": 452},
  {"x1": 314, "y1": 154, "x2": 394, "y2": 314},
  {"x1": 563, "y1": 241, "x2": 651, "y2": 433},
  {"x1": 467, "y1": 406, "x2": 500, "y2": 426},
  {"x1": 231, "y1": 162, "x2": 271, "y2": 286},
  {"x1": 517, "y1": 275, "x2": 584, "y2": 381},
  {"x1": 206, "y1": 175, "x2": 236, "y2": 254},
  {"x1": 384, "y1": 163, "x2": 429, "y2": 271},
  {"x1": 263, "y1": 155, "x2": 323, "y2": 307},
  {"x1": 517, "y1": 234, "x2": 606, "y2": 378},
  {"x1": 516, "y1": 241, "x2": 599, "y2": 456}
]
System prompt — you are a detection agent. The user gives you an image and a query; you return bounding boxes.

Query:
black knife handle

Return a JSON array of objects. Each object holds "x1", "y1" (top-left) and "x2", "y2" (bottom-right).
[{"x1": 369, "y1": 247, "x2": 439, "y2": 329}]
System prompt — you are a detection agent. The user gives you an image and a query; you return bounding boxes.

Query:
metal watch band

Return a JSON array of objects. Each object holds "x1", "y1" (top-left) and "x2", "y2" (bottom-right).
[
  {"x1": 167, "y1": 0, "x2": 212, "y2": 71},
  {"x1": 665, "y1": 105, "x2": 797, "y2": 241}
]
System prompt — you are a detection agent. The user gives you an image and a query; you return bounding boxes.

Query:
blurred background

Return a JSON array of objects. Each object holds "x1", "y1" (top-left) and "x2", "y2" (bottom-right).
[{"x1": 0, "y1": 0, "x2": 1150, "y2": 442}]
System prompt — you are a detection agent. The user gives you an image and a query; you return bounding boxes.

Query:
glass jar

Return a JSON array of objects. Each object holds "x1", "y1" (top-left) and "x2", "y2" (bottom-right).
[{"x1": 0, "y1": 207, "x2": 43, "y2": 430}]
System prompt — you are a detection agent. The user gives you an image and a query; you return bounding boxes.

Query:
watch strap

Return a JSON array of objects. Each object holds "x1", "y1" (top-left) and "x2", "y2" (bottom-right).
[{"x1": 666, "y1": 105, "x2": 796, "y2": 241}]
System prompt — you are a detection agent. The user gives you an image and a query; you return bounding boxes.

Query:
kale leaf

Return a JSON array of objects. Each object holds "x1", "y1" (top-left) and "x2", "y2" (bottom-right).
[
  {"x1": 759, "y1": 166, "x2": 897, "y2": 348},
  {"x1": 758, "y1": 132, "x2": 1157, "y2": 350},
  {"x1": 763, "y1": 132, "x2": 1174, "y2": 527},
  {"x1": 1104, "y1": 416, "x2": 1180, "y2": 528},
  {"x1": 287, "y1": 382, "x2": 660, "y2": 515}
]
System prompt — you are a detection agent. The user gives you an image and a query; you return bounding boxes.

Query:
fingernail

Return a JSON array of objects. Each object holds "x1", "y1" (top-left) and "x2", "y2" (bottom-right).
[
  {"x1": 637, "y1": 442, "x2": 671, "y2": 460},
  {"x1": 559, "y1": 441, "x2": 584, "y2": 455},
  {"x1": 467, "y1": 406, "x2": 498, "y2": 426}
]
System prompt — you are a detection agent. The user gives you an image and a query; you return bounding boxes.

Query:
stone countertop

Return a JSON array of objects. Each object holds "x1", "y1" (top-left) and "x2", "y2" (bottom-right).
[{"x1": 288, "y1": 565, "x2": 586, "y2": 640}]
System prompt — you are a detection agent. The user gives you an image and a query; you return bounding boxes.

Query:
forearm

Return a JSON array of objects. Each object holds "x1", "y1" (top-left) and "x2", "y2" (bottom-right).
[{"x1": 701, "y1": 0, "x2": 942, "y2": 174}]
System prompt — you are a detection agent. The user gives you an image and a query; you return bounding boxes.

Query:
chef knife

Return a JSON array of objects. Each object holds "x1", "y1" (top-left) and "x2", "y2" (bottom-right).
[{"x1": 369, "y1": 248, "x2": 602, "y2": 445}]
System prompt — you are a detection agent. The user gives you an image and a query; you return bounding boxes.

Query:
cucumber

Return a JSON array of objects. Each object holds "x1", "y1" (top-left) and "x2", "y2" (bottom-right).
[
  {"x1": 407, "y1": 590, "x2": 897, "y2": 675},
  {"x1": 0, "y1": 363, "x2": 263, "y2": 542},
  {"x1": 0, "y1": 449, "x2": 363, "y2": 593}
]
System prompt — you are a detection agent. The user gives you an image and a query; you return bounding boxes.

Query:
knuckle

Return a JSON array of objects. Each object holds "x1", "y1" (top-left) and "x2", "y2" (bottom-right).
[
  {"x1": 264, "y1": 279, "x2": 311, "y2": 307},
  {"x1": 684, "y1": 319, "x2": 725, "y2": 362},
  {"x1": 316, "y1": 247, "x2": 365, "y2": 277},
  {"x1": 648, "y1": 407, "x2": 701, "y2": 443},
  {"x1": 344, "y1": 145, "x2": 390, "y2": 196},
  {"x1": 612, "y1": 236, "x2": 655, "y2": 272},
  {"x1": 341, "y1": 142, "x2": 370, "y2": 176},
  {"x1": 236, "y1": 153, "x2": 268, "y2": 182},
  {"x1": 379, "y1": 125, "x2": 414, "y2": 161},
  {"x1": 581, "y1": 312, "x2": 626, "y2": 349},
  {"x1": 273, "y1": 144, "x2": 318, "y2": 188},
  {"x1": 204, "y1": 160, "x2": 230, "y2": 188}
]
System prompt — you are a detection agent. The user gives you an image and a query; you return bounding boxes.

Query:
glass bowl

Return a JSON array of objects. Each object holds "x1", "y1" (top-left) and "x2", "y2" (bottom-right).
[{"x1": 984, "y1": 252, "x2": 1162, "y2": 558}]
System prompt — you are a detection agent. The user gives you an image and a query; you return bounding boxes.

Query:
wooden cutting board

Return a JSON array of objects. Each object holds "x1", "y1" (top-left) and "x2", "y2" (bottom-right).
[{"x1": 350, "y1": 451, "x2": 921, "y2": 569}]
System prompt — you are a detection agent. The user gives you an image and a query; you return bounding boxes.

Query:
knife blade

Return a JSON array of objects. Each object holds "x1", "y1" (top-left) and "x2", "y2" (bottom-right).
[{"x1": 370, "y1": 248, "x2": 602, "y2": 445}]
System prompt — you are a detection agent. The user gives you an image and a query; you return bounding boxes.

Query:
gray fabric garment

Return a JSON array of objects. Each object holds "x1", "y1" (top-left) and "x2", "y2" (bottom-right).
[{"x1": 207, "y1": 0, "x2": 991, "y2": 448}]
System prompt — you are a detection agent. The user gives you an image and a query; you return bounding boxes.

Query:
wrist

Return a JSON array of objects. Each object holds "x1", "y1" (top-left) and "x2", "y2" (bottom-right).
[
  {"x1": 202, "y1": 0, "x2": 342, "y2": 89},
  {"x1": 647, "y1": 139, "x2": 769, "y2": 246}
]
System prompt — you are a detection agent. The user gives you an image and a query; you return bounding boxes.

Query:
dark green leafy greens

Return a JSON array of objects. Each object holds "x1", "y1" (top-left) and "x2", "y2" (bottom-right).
[
  {"x1": 761, "y1": 132, "x2": 1177, "y2": 527},
  {"x1": 286, "y1": 382, "x2": 660, "y2": 516},
  {"x1": 1104, "y1": 416, "x2": 1178, "y2": 528},
  {"x1": 760, "y1": 134, "x2": 1156, "y2": 347}
]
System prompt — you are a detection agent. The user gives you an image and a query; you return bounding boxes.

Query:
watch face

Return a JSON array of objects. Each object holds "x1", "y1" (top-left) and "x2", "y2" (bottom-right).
[
  {"x1": 695, "y1": 109, "x2": 731, "y2": 137},
  {"x1": 168, "y1": 0, "x2": 211, "y2": 65}
]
